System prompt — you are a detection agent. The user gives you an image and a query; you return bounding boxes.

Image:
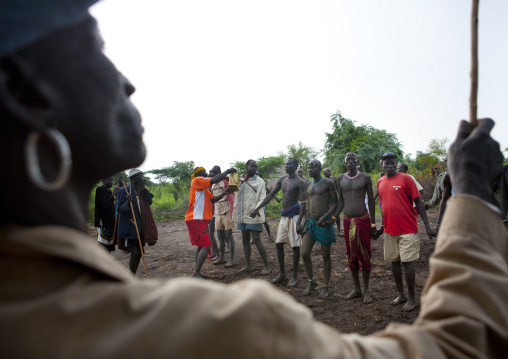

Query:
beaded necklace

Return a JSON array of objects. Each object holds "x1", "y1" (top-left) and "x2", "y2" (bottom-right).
[
  {"x1": 312, "y1": 177, "x2": 324, "y2": 186},
  {"x1": 345, "y1": 171, "x2": 360, "y2": 180}
]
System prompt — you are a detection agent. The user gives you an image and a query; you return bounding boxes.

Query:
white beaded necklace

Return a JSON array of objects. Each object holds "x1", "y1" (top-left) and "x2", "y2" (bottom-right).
[{"x1": 345, "y1": 171, "x2": 360, "y2": 180}]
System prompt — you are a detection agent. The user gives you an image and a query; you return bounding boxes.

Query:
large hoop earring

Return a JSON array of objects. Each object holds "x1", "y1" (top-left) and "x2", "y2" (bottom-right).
[{"x1": 24, "y1": 128, "x2": 72, "y2": 191}]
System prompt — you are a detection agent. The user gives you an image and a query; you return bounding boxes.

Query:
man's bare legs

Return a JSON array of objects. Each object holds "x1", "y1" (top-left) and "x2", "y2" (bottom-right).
[
  {"x1": 240, "y1": 230, "x2": 253, "y2": 272},
  {"x1": 225, "y1": 229, "x2": 235, "y2": 268},
  {"x1": 302, "y1": 233, "x2": 318, "y2": 295},
  {"x1": 320, "y1": 244, "x2": 332, "y2": 299},
  {"x1": 208, "y1": 220, "x2": 219, "y2": 259},
  {"x1": 272, "y1": 243, "x2": 287, "y2": 283},
  {"x1": 240, "y1": 230, "x2": 270, "y2": 274},
  {"x1": 252, "y1": 231, "x2": 271, "y2": 275},
  {"x1": 346, "y1": 266, "x2": 372, "y2": 304},
  {"x1": 193, "y1": 246, "x2": 211, "y2": 279},
  {"x1": 263, "y1": 221, "x2": 274, "y2": 243},
  {"x1": 391, "y1": 261, "x2": 416, "y2": 311},
  {"x1": 213, "y1": 230, "x2": 227, "y2": 265},
  {"x1": 288, "y1": 247, "x2": 300, "y2": 287}
]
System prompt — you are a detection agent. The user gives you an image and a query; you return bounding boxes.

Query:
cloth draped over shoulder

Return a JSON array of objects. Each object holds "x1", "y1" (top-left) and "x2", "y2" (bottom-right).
[
  {"x1": 280, "y1": 203, "x2": 301, "y2": 217},
  {"x1": 115, "y1": 184, "x2": 158, "y2": 246},
  {"x1": 301, "y1": 217, "x2": 336, "y2": 245},
  {"x1": 343, "y1": 213, "x2": 371, "y2": 272}
]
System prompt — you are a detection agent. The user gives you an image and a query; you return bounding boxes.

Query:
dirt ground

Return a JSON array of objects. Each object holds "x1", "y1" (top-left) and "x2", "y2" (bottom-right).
[{"x1": 107, "y1": 208, "x2": 439, "y2": 335}]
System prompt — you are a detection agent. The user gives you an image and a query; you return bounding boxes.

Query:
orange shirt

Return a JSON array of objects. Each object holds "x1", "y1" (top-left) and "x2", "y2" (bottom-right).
[{"x1": 185, "y1": 177, "x2": 214, "y2": 221}]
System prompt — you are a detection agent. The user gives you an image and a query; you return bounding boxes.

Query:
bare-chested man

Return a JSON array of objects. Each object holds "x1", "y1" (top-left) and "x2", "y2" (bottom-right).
[
  {"x1": 251, "y1": 158, "x2": 306, "y2": 286},
  {"x1": 297, "y1": 160, "x2": 338, "y2": 299},
  {"x1": 323, "y1": 168, "x2": 342, "y2": 237},
  {"x1": 335, "y1": 152, "x2": 376, "y2": 304}
]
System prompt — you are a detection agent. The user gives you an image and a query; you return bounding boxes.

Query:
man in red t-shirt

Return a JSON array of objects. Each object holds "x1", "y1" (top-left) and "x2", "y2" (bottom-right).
[
  {"x1": 376, "y1": 152, "x2": 435, "y2": 312},
  {"x1": 185, "y1": 166, "x2": 236, "y2": 278}
]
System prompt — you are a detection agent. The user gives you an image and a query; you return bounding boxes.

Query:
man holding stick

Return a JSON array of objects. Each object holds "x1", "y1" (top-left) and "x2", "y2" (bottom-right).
[{"x1": 117, "y1": 169, "x2": 157, "y2": 275}]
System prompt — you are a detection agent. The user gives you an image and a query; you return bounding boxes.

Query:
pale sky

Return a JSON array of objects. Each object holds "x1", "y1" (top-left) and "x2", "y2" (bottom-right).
[{"x1": 90, "y1": 0, "x2": 508, "y2": 176}]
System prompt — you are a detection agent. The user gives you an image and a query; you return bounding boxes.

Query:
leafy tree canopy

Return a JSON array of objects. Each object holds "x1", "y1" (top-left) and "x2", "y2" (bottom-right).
[
  {"x1": 323, "y1": 111, "x2": 403, "y2": 174},
  {"x1": 147, "y1": 161, "x2": 195, "y2": 184}
]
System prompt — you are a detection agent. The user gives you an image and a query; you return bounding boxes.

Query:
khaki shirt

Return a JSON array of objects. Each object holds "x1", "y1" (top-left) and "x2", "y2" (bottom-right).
[{"x1": 1, "y1": 195, "x2": 507, "y2": 358}]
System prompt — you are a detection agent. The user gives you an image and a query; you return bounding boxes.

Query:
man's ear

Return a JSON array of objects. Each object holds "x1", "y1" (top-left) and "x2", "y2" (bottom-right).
[{"x1": 0, "y1": 55, "x2": 52, "y2": 131}]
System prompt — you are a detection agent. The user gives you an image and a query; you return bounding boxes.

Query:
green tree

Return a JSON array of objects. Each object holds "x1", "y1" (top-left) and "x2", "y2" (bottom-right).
[
  {"x1": 323, "y1": 111, "x2": 403, "y2": 174},
  {"x1": 414, "y1": 151, "x2": 439, "y2": 171},
  {"x1": 427, "y1": 138, "x2": 449, "y2": 161},
  {"x1": 230, "y1": 154, "x2": 285, "y2": 179},
  {"x1": 147, "y1": 161, "x2": 194, "y2": 200},
  {"x1": 286, "y1": 142, "x2": 319, "y2": 176}
]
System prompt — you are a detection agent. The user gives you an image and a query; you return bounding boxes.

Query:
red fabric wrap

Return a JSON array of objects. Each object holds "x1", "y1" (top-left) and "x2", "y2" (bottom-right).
[
  {"x1": 343, "y1": 213, "x2": 372, "y2": 272},
  {"x1": 185, "y1": 220, "x2": 212, "y2": 247}
]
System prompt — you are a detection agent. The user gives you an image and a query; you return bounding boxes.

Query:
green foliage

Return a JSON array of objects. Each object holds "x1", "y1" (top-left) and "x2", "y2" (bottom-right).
[
  {"x1": 147, "y1": 161, "x2": 195, "y2": 201},
  {"x1": 412, "y1": 138, "x2": 448, "y2": 171},
  {"x1": 414, "y1": 151, "x2": 439, "y2": 171},
  {"x1": 427, "y1": 138, "x2": 449, "y2": 161},
  {"x1": 230, "y1": 155, "x2": 285, "y2": 179},
  {"x1": 286, "y1": 142, "x2": 319, "y2": 176},
  {"x1": 323, "y1": 111, "x2": 403, "y2": 175}
]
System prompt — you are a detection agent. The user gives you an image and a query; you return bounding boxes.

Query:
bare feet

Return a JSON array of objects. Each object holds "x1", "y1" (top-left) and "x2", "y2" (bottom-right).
[
  {"x1": 224, "y1": 260, "x2": 235, "y2": 268},
  {"x1": 271, "y1": 274, "x2": 287, "y2": 284},
  {"x1": 318, "y1": 286, "x2": 330, "y2": 299},
  {"x1": 239, "y1": 266, "x2": 253, "y2": 273},
  {"x1": 346, "y1": 290, "x2": 363, "y2": 300},
  {"x1": 363, "y1": 291, "x2": 372, "y2": 304},
  {"x1": 287, "y1": 277, "x2": 298, "y2": 287},
  {"x1": 260, "y1": 267, "x2": 272, "y2": 276},
  {"x1": 304, "y1": 280, "x2": 318, "y2": 295},
  {"x1": 213, "y1": 258, "x2": 226, "y2": 265},
  {"x1": 391, "y1": 295, "x2": 407, "y2": 306},
  {"x1": 402, "y1": 299, "x2": 416, "y2": 312}
]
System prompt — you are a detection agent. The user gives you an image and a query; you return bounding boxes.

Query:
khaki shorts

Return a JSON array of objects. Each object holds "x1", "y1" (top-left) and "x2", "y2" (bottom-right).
[
  {"x1": 384, "y1": 232, "x2": 420, "y2": 262},
  {"x1": 276, "y1": 215, "x2": 301, "y2": 247},
  {"x1": 215, "y1": 212, "x2": 234, "y2": 231}
]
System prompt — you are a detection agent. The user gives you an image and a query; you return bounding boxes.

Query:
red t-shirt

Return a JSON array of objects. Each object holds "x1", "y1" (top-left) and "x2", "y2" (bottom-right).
[{"x1": 377, "y1": 173, "x2": 420, "y2": 235}]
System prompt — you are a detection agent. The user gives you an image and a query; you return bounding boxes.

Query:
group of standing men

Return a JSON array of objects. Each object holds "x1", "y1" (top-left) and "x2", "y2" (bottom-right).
[{"x1": 185, "y1": 150, "x2": 435, "y2": 311}]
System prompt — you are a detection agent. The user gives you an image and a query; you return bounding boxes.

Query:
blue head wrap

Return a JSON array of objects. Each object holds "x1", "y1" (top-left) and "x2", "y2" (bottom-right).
[{"x1": 0, "y1": 0, "x2": 99, "y2": 58}]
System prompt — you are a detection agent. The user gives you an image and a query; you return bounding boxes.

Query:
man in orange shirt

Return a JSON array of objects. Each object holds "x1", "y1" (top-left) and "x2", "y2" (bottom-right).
[{"x1": 185, "y1": 166, "x2": 236, "y2": 278}]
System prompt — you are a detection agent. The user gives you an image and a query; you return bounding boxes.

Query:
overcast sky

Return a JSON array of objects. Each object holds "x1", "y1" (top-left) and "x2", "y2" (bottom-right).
[{"x1": 90, "y1": 0, "x2": 508, "y2": 175}]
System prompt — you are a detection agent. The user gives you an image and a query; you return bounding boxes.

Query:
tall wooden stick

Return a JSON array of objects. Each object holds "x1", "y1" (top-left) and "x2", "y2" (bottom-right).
[
  {"x1": 121, "y1": 179, "x2": 149, "y2": 279},
  {"x1": 469, "y1": 0, "x2": 479, "y2": 127}
]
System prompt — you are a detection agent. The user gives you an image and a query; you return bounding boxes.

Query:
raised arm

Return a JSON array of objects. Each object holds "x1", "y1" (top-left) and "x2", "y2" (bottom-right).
[
  {"x1": 251, "y1": 176, "x2": 283, "y2": 217},
  {"x1": 210, "y1": 168, "x2": 236, "y2": 185}
]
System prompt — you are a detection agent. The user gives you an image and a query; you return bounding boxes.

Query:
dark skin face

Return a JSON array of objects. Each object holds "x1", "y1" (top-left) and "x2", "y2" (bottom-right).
[
  {"x1": 1, "y1": 16, "x2": 144, "y2": 229},
  {"x1": 103, "y1": 177, "x2": 114, "y2": 189},
  {"x1": 397, "y1": 164, "x2": 407, "y2": 173},
  {"x1": 130, "y1": 174, "x2": 145, "y2": 187},
  {"x1": 246, "y1": 161, "x2": 257, "y2": 178},
  {"x1": 382, "y1": 158, "x2": 398, "y2": 178}
]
